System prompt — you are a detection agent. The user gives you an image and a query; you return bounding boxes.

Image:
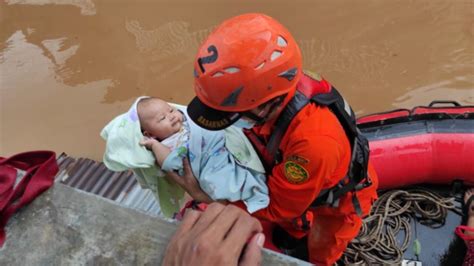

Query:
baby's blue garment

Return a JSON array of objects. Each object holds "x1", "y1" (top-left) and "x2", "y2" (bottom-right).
[
  {"x1": 165, "y1": 105, "x2": 269, "y2": 213},
  {"x1": 101, "y1": 97, "x2": 185, "y2": 218}
]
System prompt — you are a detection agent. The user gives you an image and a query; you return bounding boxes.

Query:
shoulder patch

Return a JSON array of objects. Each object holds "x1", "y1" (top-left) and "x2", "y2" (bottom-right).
[
  {"x1": 284, "y1": 161, "x2": 309, "y2": 184},
  {"x1": 305, "y1": 70, "x2": 322, "y2": 81},
  {"x1": 286, "y1": 154, "x2": 309, "y2": 165}
]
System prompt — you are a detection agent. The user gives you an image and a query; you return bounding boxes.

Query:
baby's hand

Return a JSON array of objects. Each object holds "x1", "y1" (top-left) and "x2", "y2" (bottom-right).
[
  {"x1": 140, "y1": 137, "x2": 171, "y2": 167},
  {"x1": 139, "y1": 137, "x2": 160, "y2": 150}
]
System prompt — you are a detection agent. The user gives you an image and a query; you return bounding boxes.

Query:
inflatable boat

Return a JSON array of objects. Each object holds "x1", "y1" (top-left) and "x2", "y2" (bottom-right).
[
  {"x1": 358, "y1": 101, "x2": 474, "y2": 189},
  {"x1": 265, "y1": 101, "x2": 473, "y2": 264}
]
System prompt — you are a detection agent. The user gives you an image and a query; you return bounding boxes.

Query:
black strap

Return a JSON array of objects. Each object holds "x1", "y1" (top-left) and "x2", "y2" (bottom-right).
[
  {"x1": 267, "y1": 91, "x2": 310, "y2": 160},
  {"x1": 301, "y1": 212, "x2": 310, "y2": 231},
  {"x1": 308, "y1": 88, "x2": 371, "y2": 214},
  {"x1": 261, "y1": 86, "x2": 371, "y2": 215},
  {"x1": 310, "y1": 135, "x2": 371, "y2": 211},
  {"x1": 311, "y1": 88, "x2": 358, "y2": 146},
  {"x1": 267, "y1": 87, "x2": 360, "y2": 165}
]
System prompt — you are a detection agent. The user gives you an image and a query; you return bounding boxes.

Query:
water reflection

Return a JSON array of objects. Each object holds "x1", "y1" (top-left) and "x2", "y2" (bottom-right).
[
  {"x1": 6, "y1": 0, "x2": 96, "y2": 15},
  {"x1": 395, "y1": 77, "x2": 474, "y2": 109},
  {"x1": 1, "y1": 0, "x2": 473, "y2": 160},
  {"x1": 1, "y1": 29, "x2": 118, "y2": 160}
]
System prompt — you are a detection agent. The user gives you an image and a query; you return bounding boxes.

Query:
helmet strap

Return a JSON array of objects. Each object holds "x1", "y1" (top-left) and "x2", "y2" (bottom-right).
[
  {"x1": 241, "y1": 95, "x2": 286, "y2": 125},
  {"x1": 241, "y1": 111, "x2": 266, "y2": 125}
]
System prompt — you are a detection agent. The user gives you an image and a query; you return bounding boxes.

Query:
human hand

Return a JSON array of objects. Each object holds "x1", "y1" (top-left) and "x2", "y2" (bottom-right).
[
  {"x1": 140, "y1": 137, "x2": 171, "y2": 166},
  {"x1": 139, "y1": 136, "x2": 160, "y2": 150},
  {"x1": 165, "y1": 158, "x2": 213, "y2": 203},
  {"x1": 162, "y1": 203, "x2": 265, "y2": 266}
]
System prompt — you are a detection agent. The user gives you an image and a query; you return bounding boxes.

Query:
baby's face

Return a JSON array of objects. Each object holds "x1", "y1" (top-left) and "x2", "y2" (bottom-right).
[{"x1": 138, "y1": 98, "x2": 184, "y2": 141}]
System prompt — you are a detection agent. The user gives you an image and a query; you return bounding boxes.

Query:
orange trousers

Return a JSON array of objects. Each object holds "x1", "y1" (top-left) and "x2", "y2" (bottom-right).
[{"x1": 307, "y1": 166, "x2": 378, "y2": 265}]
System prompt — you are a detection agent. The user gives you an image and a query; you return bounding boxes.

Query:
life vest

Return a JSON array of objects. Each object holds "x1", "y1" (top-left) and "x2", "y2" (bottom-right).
[{"x1": 244, "y1": 73, "x2": 372, "y2": 217}]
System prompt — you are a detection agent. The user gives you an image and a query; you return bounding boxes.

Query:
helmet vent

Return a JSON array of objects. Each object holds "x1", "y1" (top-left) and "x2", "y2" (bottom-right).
[
  {"x1": 212, "y1": 71, "x2": 224, "y2": 77},
  {"x1": 224, "y1": 67, "x2": 240, "y2": 73},
  {"x1": 270, "y1": 50, "x2": 282, "y2": 61},
  {"x1": 277, "y1": 36, "x2": 287, "y2": 47},
  {"x1": 255, "y1": 62, "x2": 265, "y2": 70}
]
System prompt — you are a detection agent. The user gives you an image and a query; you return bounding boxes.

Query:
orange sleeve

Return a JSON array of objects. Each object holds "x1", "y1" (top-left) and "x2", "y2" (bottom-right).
[{"x1": 253, "y1": 133, "x2": 345, "y2": 223}]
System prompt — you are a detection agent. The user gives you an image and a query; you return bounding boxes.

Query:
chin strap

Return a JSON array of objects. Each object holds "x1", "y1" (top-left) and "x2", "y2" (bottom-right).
[{"x1": 241, "y1": 95, "x2": 287, "y2": 126}]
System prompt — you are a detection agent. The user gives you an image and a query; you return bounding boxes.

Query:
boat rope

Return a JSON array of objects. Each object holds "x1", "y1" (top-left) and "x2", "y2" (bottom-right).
[{"x1": 341, "y1": 189, "x2": 460, "y2": 265}]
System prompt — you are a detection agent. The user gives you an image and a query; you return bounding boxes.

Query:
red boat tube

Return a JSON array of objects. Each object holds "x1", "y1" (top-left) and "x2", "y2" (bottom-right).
[{"x1": 358, "y1": 101, "x2": 474, "y2": 190}]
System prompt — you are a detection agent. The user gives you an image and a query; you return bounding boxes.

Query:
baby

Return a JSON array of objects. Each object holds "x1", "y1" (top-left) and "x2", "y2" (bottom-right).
[
  {"x1": 137, "y1": 98, "x2": 187, "y2": 168},
  {"x1": 102, "y1": 96, "x2": 268, "y2": 215}
]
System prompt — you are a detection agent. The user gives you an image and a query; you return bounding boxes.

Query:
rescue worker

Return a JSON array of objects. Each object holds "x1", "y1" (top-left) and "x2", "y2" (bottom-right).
[{"x1": 167, "y1": 13, "x2": 379, "y2": 265}]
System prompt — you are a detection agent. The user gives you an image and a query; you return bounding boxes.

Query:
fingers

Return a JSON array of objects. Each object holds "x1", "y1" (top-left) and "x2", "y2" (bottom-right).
[
  {"x1": 191, "y1": 203, "x2": 226, "y2": 235},
  {"x1": 139, "y1": 137, "x2": 156, "y2": 149},
  {"x1": 201, "y1": 205, "x2": 245, "y2": 241},
  {"x1": 163, "y1": 209, "x2": 202, "y2": 266},
  {"x1": 191, "y1": 204, "x2": 263, "y2": 265},
  {"x1": 165, "y1": 171, "x2": 185, "y2": 187},
  {"x1": 173, "y1": 209, "x2": 201, "y2": 237},
  {"x1": 181, "y1": 158, "x2": 198, "y2": 187},
  {"x1": 182, "y1": 158, "x2": 193, "y2": 178},
  {"x1": 182, "y1": 157, "x2": 191, "y2": 170},
  {"x1": 223, "y1": 212, "x2": 263, "y2": 256},
  {"x1": 165, "y1": 158, "x2": 213, "y2": 203},
  {"x1": 164, "y1": 158, "x2": 192, "y2": 187},
  {"x1": 239, "y1": 233, "x2": 265, "y2": 266},
  {"x1": 163, "y1": 203, "x2": 263, "y2": 266}
]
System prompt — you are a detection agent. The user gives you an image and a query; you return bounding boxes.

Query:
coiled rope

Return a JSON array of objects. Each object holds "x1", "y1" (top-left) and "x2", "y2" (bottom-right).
[{"x1": 341, "y1": 189, "x2": 459, "y2": 265}]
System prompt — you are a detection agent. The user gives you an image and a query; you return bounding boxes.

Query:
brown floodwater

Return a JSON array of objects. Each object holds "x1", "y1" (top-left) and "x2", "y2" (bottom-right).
[{"x1": 1, "y1": 0, "x2": 473, "y2": 161}]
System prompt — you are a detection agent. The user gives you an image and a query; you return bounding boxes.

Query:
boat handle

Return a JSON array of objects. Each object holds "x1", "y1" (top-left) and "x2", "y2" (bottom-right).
[{"x1": 428, "y1": 100, "x2": 461, "y2": 107}]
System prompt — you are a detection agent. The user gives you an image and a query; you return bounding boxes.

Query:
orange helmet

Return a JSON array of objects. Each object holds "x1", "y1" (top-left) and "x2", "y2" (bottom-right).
[{"x1": 187, "y1": 13, "x2": 303, "y2": 130}]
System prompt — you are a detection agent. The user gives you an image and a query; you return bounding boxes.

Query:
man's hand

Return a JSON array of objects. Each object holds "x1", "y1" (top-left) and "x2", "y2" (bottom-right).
[
  {"x1": 162, "y1": 203, "x2": 265, "y2": 266},
  {"x1": 165, "y1": 158, "x2": 213, "y2": 203}
]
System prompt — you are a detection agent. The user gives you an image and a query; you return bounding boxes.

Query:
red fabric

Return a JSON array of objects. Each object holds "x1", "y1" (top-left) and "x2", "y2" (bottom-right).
[
  {"x1": 296, "y1": 74, "x2": 331, "y2": 98},
  {"x1": 0, "y1": 151, "x2": 58, "y2": 246},
  {"x1": 260, "y1": 220, "x2": 281, "y2": 252},
  {"x1": 465, "y1": 240, "x2": 474, "y2": 266},
  {"x1": 456, "y1": 226, "x2": 474, "y2": 241},
  {"x1": 176, "y1": 200, "x2": 209, "y2": 221},
  {"x1": 456, "y1": 226, "x2": 474, "y2": 266}
]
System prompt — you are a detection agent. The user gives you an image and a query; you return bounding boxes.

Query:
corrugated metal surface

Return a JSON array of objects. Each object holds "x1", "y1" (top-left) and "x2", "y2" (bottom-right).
[{"x1": 55, "y1": 153, "x2": 162, "y2": 217}]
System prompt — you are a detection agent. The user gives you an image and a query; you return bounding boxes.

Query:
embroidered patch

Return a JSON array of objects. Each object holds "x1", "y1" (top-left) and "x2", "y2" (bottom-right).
[
  {"x1": 284, "y1": 161, "x2": 309, "y2": 184},
  {"x1": 305, "y1": 70, "x2": 322, "y2": 81},
  {"x1": 286, "y1": 154, "x2": 309, "y2": 165}
]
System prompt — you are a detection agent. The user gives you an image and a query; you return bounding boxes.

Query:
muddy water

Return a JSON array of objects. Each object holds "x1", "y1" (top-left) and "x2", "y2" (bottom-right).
[{"x1": 1, "y1": 0, "x2": 473, "y2": 161}]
